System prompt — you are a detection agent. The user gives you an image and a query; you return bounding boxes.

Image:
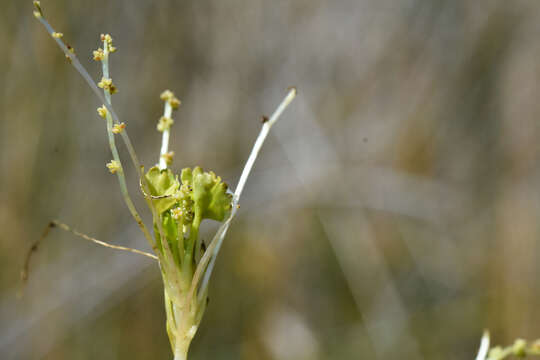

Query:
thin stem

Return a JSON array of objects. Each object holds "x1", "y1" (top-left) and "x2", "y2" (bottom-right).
[
  {"x1": 187, "y1": 88, "x2": 297, "y2": 305},
  {"x1": 159, "y1": 102, "x2": 173, "y2": 170},
  {"x1": 34, "y1": 11, "x2": 170, "y2": 261},
  {"x1": 100, "y1": 42, "x2": 155, "y2": 249},
  {"x1": 35, "y1": 12, "x2": 156, "y2": 207},
  {"x1": 234, "y1": 87, "x2": 297, "y2": 199},
  {"x1": 53, "y1": 220, "x2": 158, "y2": 260},
  {"x1": 97, "y1": 37, "x2": 170, "y2": 269},
  {"x1": 21, "y1": 220, "x2": 157, "y2": 283},
  {"x1": 183, "y1": 213, "x2": 201, "y2": 281},
  {"x1": 476, "y1": 331, "x2": 490, "y2": 360}
]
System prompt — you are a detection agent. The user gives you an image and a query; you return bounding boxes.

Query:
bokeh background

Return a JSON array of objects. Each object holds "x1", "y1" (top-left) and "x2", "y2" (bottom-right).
[{"x1": 2, "y1": 0, "x2": 540, "y2": 359}]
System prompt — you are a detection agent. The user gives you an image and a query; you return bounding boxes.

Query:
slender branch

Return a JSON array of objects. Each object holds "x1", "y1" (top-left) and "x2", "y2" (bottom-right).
[
  {"x1": 34, "y1": 8, "x2": 169, "y2": 259},
  {"x1": 34, "y1": 10, "x2": 154, "y2": 202},
  {"x1": 53, "y1": 220, "x2": 158, "y2": 260},
  {"x1": 97, "y1": 39, "x2": 156, "y2": 250},
  {"x1": 187, "y1": 87, "x2": 297, "y2": 305},
  {"x1": 98, "y1": 41, "x2": 171, "y2": 272},
  {"x1": 476, "y1": 331, "x2": 490, "y2": 360},
  {"x1": 159, "y1": 101, "x2": 173, "y2": 169},
  {"x1": 21, "y1": 220, "x2": 157, "y2": 283}
]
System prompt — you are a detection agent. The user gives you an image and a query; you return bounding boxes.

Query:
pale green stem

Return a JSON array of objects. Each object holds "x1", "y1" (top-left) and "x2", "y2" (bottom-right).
[
  {"x1": 183, "y1": 212, "x2": 201, "y2": 281},
  {"x1": 35, "y1": 13, "x2": 156, "y2": 205},
  {"x1": 159, "y1": 102, "x2": 173, "y2": 169},
  {"x1": 35, "y1": 14, "x2": 166, "y2": 252},
  {"x1": 187, "y1": 88, "x2": 297, "y2": 306},
  {"x1": 476, "y1": 331, "x2": 490, "y2": 360},
  {"x1": 174, "y1": 347, "x2": 188, "y2": 360},
  {"x1": 100, "y1": 42, "x2": 154, "y2": 249},
  {"x1": 99, "y1": 43, "x2": 173, "y2": 272},
  {"x1": 176, "y1": 221, "x2": 185, "y2": 264},
  {"x1": 36, "y1": 11, "x2": 176, "y2": 271}
]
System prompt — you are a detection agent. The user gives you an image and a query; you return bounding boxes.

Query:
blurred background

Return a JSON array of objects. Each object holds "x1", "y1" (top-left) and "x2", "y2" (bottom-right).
[{"x1": 2, "y1": 0, "x2": 540, "y2": 359}]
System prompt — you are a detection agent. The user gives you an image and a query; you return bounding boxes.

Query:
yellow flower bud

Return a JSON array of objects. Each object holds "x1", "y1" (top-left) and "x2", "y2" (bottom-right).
[
  {"x1": 160, "y1": 90, "x2": 174, "y2": 101},
  {"x1": 97, "y1": 106, "x2": 107, "y2": 118},
  {"x1": 106, "y1": 160, "x2": 121, "y2": 174},
  {"x1": 98, "y1": 77, "x2": 118, "y2": 94},
  {"x1": 93, "y1": 48, "x2": 104, "y2": 61},
  {"x1": 161, "y1": 151, "x2": 175, "y2": 165},
  {"x1": 157, "y1": 116, "x2": 174, "y2": 132},
  {"x1": 112, "y1": 123, "x2": 126, "y2": 134}
]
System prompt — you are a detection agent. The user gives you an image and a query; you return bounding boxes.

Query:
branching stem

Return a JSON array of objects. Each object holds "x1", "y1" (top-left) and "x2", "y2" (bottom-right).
[
  {"x1": 187, "y1": 87, "x2": 297, "y2": 306},
  {"x1": 34, "y1": 12, "x2": 174, "y2": 265}
]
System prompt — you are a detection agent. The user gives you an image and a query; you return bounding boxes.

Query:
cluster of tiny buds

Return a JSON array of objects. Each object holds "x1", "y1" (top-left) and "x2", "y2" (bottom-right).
[
  {"x1": 171, "y1": 207, "x2": 183, "y2": 220},
  {"x1": 64, "y1": 44, "x2": 76, "y2": 63},
  {"x1": 160, "y1": 90, "x2": 181, "y2": 109},
  {"x1": 101, "y1": 33, "x2": 117, "y2": 53},
  {"x1": 171, "y1": 193, "x2": 194, "y2": 223},
  {"x1": 52, "y1": 32, "x2": 63, "y2": 39},
  {"x1": 97, "y1": 105, "x2": 107, "y2": 118},
  {"x1": 98, "y1": 77, "x2": 118, "y2": 94},
  {"x1": 157, "y1": 116, "x2": 173, "y2": 132},
  {"x1": 112, "y1": 123, "x2": 126, "y2": 134},
  {"x1": 161, "y1": 151, "x2": 175, "y2": 165},
  {"x1": 93, "y1": 34, "x2": 116, "y2": 61},
  {"x1": 33, "y1": 1, "x2": 42, "y2": 19},
  {"x1": 93, "y1": 48, "x2": 105, "y2": 61},
  {"x1": 106, "y1": 160, "x2": 121, "y2": 174}
]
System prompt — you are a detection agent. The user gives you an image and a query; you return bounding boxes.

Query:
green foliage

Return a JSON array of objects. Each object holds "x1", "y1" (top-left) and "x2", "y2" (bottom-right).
[
  {"x1": 181, "y1": 167, "x2": 232, "y2": 222},
  {"x1": 145, "y1": 166, "x2": 180, "y2": 214}
]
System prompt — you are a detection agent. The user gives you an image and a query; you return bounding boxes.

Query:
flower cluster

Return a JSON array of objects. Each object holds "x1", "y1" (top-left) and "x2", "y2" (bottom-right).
[
  {"x1": 97, "y1": 77, "x2": 117, "y2": 94},
  {"x1": 160, "y1": 89, "x2": 181, "y2": 109}
]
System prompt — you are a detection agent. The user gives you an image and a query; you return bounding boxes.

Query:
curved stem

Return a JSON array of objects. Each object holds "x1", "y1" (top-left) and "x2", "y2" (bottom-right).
[{"x1": 187, "y1": 88, "x2": 297, "y2": 305}]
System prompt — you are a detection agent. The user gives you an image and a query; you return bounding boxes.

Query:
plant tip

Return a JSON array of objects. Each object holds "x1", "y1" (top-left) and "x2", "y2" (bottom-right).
[
  {"x1": 160, "y1": 89, "x2": 181, "y2": 109},
  {"x1": 287, "y1": 86, "x2": 297, "y2": 96},
  {"x1": 33, "y1": 1, "x2": 42, "y2": 18}
]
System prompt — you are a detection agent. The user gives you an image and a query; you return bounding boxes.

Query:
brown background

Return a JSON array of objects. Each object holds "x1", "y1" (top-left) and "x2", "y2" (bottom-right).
[{"x1": 2, "y1": 1, "x2": 540, "y2": 359}]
